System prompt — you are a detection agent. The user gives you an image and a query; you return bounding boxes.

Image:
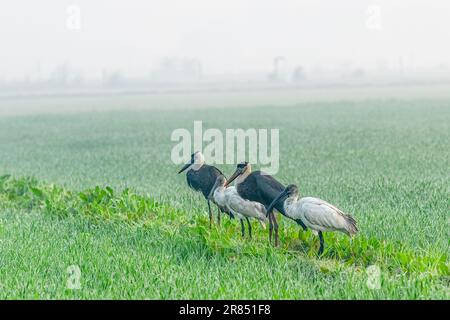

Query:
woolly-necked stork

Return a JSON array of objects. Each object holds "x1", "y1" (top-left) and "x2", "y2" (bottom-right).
[
  {"x1": 178, "y1": 151, "x2": 231, "y2": 226},
  {"x1": 225, "y1": 162, "x2": 308, "y2": 246}
]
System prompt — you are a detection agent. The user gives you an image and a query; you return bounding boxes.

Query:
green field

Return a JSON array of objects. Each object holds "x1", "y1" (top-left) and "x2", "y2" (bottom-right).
[{"x1": 0, "y1": 88, "x2": 449, "y2": 299}]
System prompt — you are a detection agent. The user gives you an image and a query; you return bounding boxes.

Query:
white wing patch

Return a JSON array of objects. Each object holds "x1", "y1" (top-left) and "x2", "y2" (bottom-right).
[
  {"x1": 224, "y1": 187, "x2": 267, "y2": 221},
  {"x1": 213, "y1": 186, "x2": 227, "y2": 207},
  {"x1": 300, "y1": 197, "x2": 348, "y2": 232}
]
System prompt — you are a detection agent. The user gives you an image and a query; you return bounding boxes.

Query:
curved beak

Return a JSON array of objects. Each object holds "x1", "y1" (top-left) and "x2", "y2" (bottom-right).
[
  {"x1": 224, "y1": 169, "x2": 240, "y2": 187},
  {"x1": 178, "y1": 162, "x2": 191, "y2": 174},
  {"x1": 266, "y1": 189, "x2": 288, "y2": 215}
]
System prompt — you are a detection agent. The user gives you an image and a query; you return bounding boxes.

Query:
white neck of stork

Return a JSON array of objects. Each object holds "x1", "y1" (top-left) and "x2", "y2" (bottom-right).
[
  {"x1": 284, "y1": 194, "x2": 299, "y2": 208},
  {"x1": 190, "y1": 152, "x2": 205, "y2": 171}
]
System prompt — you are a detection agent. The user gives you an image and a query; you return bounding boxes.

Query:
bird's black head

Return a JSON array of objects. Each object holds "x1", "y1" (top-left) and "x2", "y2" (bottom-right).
[
  {"x1": 207, "y1": 175, "x2": 226, "y2": 200},
  {"x1": 178, "y1": 151, "x2": 204, "y2": 174},
  {"x1": 266, "y1": 184, "x2": 299, "y2": 213},
  {"x1": 190, "y1": 151, "x2": 199, "y2": 162},
  {"x1": 284, "y1": 184, "x2": 299, "y2": 197},
  {"x1": 225, "y1": 162, "x2": 250, "y2": 186},
  {"x1": 237, "y1": 161, "x2": 249, "y2": 170},
  {"x1": 215, "y1": 175, "x2": 227, "y2": 187}
]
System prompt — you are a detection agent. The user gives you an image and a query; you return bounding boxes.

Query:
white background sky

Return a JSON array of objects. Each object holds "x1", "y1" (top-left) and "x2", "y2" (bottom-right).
[{"x1": 1, "y1": 0, "x2": 449, "y2": 80}]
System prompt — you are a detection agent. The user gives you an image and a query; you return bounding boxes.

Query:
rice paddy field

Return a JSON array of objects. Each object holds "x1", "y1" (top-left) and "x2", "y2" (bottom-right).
[{"x1": 0, "y1": 86, "x2": 449, "y2": 299}]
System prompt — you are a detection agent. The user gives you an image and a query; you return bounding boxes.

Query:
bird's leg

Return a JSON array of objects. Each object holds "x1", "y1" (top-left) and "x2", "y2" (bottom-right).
[
  {"x1": 207, "y1": 200, "x2": 213, "y2": 228},
  {"x1": 295, "y1": 219, "x2": 308, "y2": 231},
  {"x1": 268, "y1": 211, "x2": 273, "y2": 244},
  {"x1": 240, "y1": 219, "x2": 245, "y2": 238},
  {"x1": 216, "y1": 206, "x2": 221, "y2": 226},
  {"x1": 299, "y1": 220, "x2": 308, "y2": 231},
  {"x1": 318, "y1": 231, "x2": 324, "y2": 256},
  {"x1": 246, "y1": 217, "x2": 252, "y2": 239},
  {"x1": 272, "y1": 212, "x2": 279, "y2": 247}
]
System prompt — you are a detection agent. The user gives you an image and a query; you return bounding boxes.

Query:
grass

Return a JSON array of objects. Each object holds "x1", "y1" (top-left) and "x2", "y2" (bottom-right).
[
  {"x1": 0, "y1": 92, "x2": 449, "y2": 299},
  {"x1": 0, "y1": 174, "x2": 448, "y2": 299}
]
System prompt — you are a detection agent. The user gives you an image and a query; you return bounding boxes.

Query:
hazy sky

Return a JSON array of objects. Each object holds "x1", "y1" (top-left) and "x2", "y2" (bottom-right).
[{"x1": 1, "y1": 0, "x2": 449, "y2": 80}]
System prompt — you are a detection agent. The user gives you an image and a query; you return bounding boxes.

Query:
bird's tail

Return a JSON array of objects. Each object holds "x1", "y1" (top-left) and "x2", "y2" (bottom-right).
[{"x1": 343, "y1": 214, "x2": 358, "y2": 236}]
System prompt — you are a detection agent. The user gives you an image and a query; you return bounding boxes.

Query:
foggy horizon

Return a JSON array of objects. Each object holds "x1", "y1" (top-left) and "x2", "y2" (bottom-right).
[{"x1": 1, "y1": 0, "x2": 450, "y2": 82}]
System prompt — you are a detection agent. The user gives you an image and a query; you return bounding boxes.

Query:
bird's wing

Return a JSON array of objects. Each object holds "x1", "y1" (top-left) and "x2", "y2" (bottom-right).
[
  {"x1": 213, "y1": 188, "x2": 227, "y2": 207},
  {"x1": 209, "y1": 165, "x2": 225, "y2": 179},
  {"x1": 224, "y1": 189, "x2": 243, "y2": 219},
  {"x1": 257, "y1": 172, "x2": 284, "y2": 192},
  {"x1": 226, "y1": 196, "x2": 243, "y2": 213},
  {"x1": 300, "y1": 198, "x2": 346, "y2": 230},
  {"x1": 256, "y1": 173, "x2": 289, "y2": 216},
  {"x1": 196, "y1": 165, "x2": 223, "y2": 198},
  {"x1": 255, "y1": 172, "x2": 285, "y2": 203},
  {"x1": 224, "y1": 188, "x2": 241, "y2": 211},
  {"x1": 186, "y1": 170, "x2": 201, "y2": 191},
  {"x1": 224, "y1": 187, "x2": 257, "y2": 218}
]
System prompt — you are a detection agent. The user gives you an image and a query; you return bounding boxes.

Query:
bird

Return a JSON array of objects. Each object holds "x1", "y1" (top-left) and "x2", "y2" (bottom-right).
[
  {"x1": 178, "y1": 151, "x2": 231, "y2": 226},
  {"x1": 208, "y1": 176, "x2": 267, "y2": 238},
  {"x1": 225, "y1": 162, "x2": 308, "y2": 246},
  {"x1": 266, "y1": 184, "x2": 358, "y2": 255}
]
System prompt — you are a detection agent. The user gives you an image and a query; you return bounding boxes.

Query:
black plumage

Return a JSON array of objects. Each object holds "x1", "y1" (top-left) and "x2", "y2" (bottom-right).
[
  {"x1": 178, "y1": 152, "x2": 231, "y2": 226},
  {"x1": 227, "y1": 163, "x2": 307, "y2": 245},
  {"x1": 237, "y1": 171, "x2": 285, "y2": 213},
  {"x1": 186, "y1": 164, "x2": 224, "y2": 199},
  {"x1": 238, "y1": 171, "x2": 308, "y2": 228}
]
